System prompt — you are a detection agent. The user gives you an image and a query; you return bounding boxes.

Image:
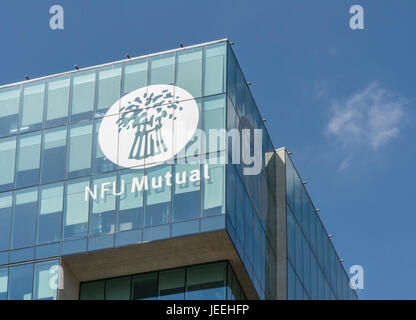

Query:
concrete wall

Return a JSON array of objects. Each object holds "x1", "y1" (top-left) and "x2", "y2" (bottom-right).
[{"x1": 265, "y1": 148, "x2": 288, "y2": 300}]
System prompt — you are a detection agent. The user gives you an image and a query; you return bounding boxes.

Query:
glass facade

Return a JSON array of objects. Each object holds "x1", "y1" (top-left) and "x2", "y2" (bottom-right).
[
  {"x1": 79, "y1": 261, "x2": 245, "y2": 300},
  {"x1": 0, "y1": 39, "x2": 355, "y2": 300},
  {"x1": 285, "y1": 154, "x2": 357, "y2": 300}
]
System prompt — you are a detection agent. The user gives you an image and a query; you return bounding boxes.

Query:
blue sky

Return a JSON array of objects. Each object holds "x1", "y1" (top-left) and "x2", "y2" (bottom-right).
[{"x1": 1, "y1": 0, "x2": 415, "y2": 299}]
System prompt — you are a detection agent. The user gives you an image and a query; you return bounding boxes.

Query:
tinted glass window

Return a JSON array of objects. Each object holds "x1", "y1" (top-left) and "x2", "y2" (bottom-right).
[
  {"x1": 8, "y1": 263, "x2": 33, "y2": 300},
  {"x1": 63, "y1": 178, "x2": 90, "y2": 239},
  {"x1": 145, "y1": 165, "x2": 171, "y2": 226},
  {"x1": 176, "y1": 48, "x2": 202, "y2": 98},
  {"x1": 70, "y1": 71, "x2": 95, "y2": 123},
  {"x1": 204, "y1": 43, "x2": 226, "y2": 96},
  {"x1": 0, "y1": 268, "x2": 7, "y2": 300},
  {"x1": 117, "y1": 171, "x2": 144, "y2": 231},
  {"x1": 33, "y1": 260, "x2": 59, "y2": 300},
  {"x1": 45, "y1": 76, "x2": 70, "y2": 128},
  {"x1": 173, "y1": 162, "x2": 200, "y2": 222},
  {"x1": 0, "y1": 137, "x2": 16, "y2": 192},
  {"x1": 37, "y1": 184, "x2": 63, "y2": 244},
  {"x1": 150, "y1": 54, "x2": 175, "y2": 85},
  {"x1": 20, "y1": 82, "x2": 45, "y2": 133},
  {"x1": 41, "y1": 127, "x2": 67, "y2": 183},
  {"x1": 16, "y1": 132, "x2": 41, "y2": 188},
  {"x1": 89, "y1": 173, "x2": 116, "y2": 235},
  {"x1": 0, "y1": 87, "x2": 20, "y2": 137},
  {"x1": 0, "y1": 193, "x2": 12, "y2": 251},
  {"x1": 131, "y1": 272, "x2": 158, "y2": 300},
  {"x1": 67, "y1": 123, "x2": 93, "y2": 179},
  {"x1": 186, "y1": 262, "x2": 226, "y2": 300},
  {"x1": 123, "y1": 59, "x2": 148, "y2": 95},
  {"x1": 158, "y1": 268, "x2": 185, "y2": 300},
  {"x1": 12, "y1": 188, "x2": 38, "y2": 249},
  {"x1": 96, "y1": 65, "x2": 122, "y2": 117}
]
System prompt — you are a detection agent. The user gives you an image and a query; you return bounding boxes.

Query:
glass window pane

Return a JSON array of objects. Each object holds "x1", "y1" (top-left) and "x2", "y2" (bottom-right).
[
  {"x1": 158, "y1": 268, "x2": 185, "y2": 300},
  {"x1": 0, "y1": 137, "x2": 16, "y2": 192},
  {"x1": 45, "y1": 76, "x2": 70, "y2": 127},
  {"x1": 204, "y1": 43, "x2": 226, "y2": 96},
  {"x1": 186, "y1": 262, "x2": 226, "y2": 300},
  {"x1": 150, "y1": 53, "x2": 175, "y2": 85},
  {"x1": 41, "y1": 127, "x2": 67, "y2": 183},
  {"x1": 176, "y1": 48, "x2": 202, "y2": 98},
  {"x1": 295, "y1": 222, "x2": 303, "y2": 281},
  {"x1": 37, "y1": 184, "x2": 63, "y2": 244},
  {"x1": 0, "y1": 86, "x2": 20, "y2": 137},
  {"x1": 235, "y1": 66, "x2": 245, "y2": 117},
  {"x1": 12, "y1": 188, "x2": 38, "y2": 249},
  {"x1": 204, "y1": 95, "x2": 226, "y2": 152},
  {"x1": 8, "y1": 263, "x2": 33, "y2": 300},
  {"x1": 117, "y1": 171, "x2": 144, "y2": 231},
  {"x1": 123, "y1": 59, "x2": 148, "y2": 95},
  {"x1": 67, "y1": 123, "x2": 93, "y2": 178},
  {"x1": 93, "y1": 115, "x2": 118, "y2": 173},
  {"x1": 70, "y1": 71, "x2": 95, "y2": 123},
  {"x1": 16, "y1": 132, "x2": 41, "y2": 188},
  {"x1": 63, "y1": 178, "x2": 90, "y2": 239},
  {"x1": 0, "y1": 192, "x2": 12, "y2": 251},
  {"x1": 96, "y1": 65, "x2": 122, "y2": 117},
  {"x1": 105, "y1": 277, "x2": 131, "y2": 300},
  {"x1": 203, "y1": 155, "x2": 225, "y2": 217},
  {"x1": 0, "y1": 268, "x2": 7, "y2": 300},
  {"x1": 173, "y1": 162, "x2": 200, "y2": 222},
  {"x1": 20, "y1": 82, "x2": 45, "y2": 132},
  {"x1": 226, "y1": 46, "x2": 237, "y2": 106},
  {"x1": 79, "y1": 280, "x2": 105, "y2": 300},
  {"x1": 33, "y1": 260, "x2": 59, "y2": 300},
  {"x1": 145, "y1": 165, "x2": 171, "y2": 227},
  {"x1": 89, "y1": 173, "x2": 116, "y2": 235},
  {"x1": 131, "y1": 272, "x2": 158, "y2": 300}
]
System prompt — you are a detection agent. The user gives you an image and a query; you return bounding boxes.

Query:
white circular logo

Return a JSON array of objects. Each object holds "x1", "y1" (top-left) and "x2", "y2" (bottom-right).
[{"x1": 99, "y1": 84, "x2": 199, "y2": 169}]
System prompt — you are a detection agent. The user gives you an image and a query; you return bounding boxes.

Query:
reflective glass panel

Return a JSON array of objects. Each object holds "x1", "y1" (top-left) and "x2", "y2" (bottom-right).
[
  {"x1": 67, "y1": 123, "x2": 93, "y2": 178},
  {"x1": 158, "y1": 268, "x2": 185, "y2": 300},
  {"x1": 117, "y1": 171, "x2": 144, "y2": 231},
  {"x1": 0, "y1": 86, "x2": 20, "y2": 137},
  {"x1": 12, "y1": 188, "x2": 38, "y2": 249},
  {"x1": 0, "y1": 268, "x2": 7, "y2": 300},
  {"x1": 96, "y1": 65, "x2": 122, "y2": 117},
  {"x1": 131, "y1": 272, "x2": 158, "y2": 300},
  {"x1": 70, "y1": 71, "x2": 95, "y2": 123},
  {"x1": 173, "y1": 162, "x2": 200, "y2": 222},
  {"x1": 16, "y1": 132, "x2": 41, "y2": 188},
  {"x1": 41, "y1": 127, "x2": 67, "y2": 183},
  {"x1": 63, "y1": 178, "x2": 90, "y2": 239},
  {"x1": 0, "y1": 192, "x2": 12, "y2": 251},
  {"x1": 204, "y1": 43, "x2": 226, "y2": 96},
  {"x1": 176, "y1": 48, "x2": 202, "y2": 98},
  {"x1": 20, "y1": 82, "x2": 45, "y2": 132},
  {"x1": 33, "y1": 260, "x2": 59, "y2": 300},
  {"x1": 150, "y1": 53, "x2": 175, "y2": 85},
  {"x1": 37, "y1": 183, "x2": 63, "y2": 244},
  {"x1": 0, "y1": 137, "x2": 16, "y2": 192},
  {"x1": 123, "y1": 59, "x2": 148, "y2": 95},
  {"x1": 8, "y1": 263, "x2": 33, "y2": 300},
  {"x1": 186, "y1": 262, "x2": 226, "y2": 300},
  {"x1": 45, "y1": 76, "x2": 70, "y2": 128},
  {"x1": 145, "y1": 165, "x2": 171, "y2": 227},
  {"x1": 89, "y1": 173, "x2": 116, "y2": 235}
]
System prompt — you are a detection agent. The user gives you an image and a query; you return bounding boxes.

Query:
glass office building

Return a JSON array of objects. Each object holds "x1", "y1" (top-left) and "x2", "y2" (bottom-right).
[{"x1": 0, "y1": 39, "x2": 356, "y2": 300}]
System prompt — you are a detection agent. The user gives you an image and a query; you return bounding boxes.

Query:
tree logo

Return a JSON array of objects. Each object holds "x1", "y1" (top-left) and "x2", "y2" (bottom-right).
[{"x1": 99, "y1": 84, "x2": 199, "y2": 169}]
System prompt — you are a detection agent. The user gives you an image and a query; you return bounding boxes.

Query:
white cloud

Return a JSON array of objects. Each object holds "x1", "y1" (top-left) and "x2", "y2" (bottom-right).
[
  {"x1": 326, "y1": 82, "x2": 406, "y2": 151},
  {"x1": 339, "y1": 154, "x2": 353, "y2": 171}
]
